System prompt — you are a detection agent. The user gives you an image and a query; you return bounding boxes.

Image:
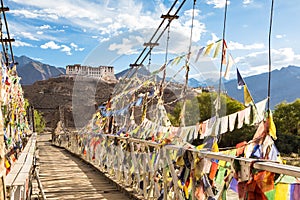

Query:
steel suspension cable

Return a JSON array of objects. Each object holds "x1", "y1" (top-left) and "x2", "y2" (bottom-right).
[
  {"x1": 267, "y1": 0, "x2": 275, "y2": 112},
  {"x1": 159, "y1": 24, "x2": 171, "y2": 97},
  {"x1": 1, "y1": 0, "x2": 14, "y2": 64}
]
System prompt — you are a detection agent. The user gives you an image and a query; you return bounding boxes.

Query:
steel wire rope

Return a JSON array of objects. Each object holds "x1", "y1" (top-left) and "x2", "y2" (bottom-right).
[
  {"x1": 179, "y1": 0, "x2": 196, "y2": 127},
  {"x1": 1, "y1": 0, "x2": 14, "y2": 65}
]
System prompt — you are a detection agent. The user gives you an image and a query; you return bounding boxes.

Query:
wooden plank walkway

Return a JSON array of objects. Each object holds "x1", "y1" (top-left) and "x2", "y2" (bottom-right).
[{"x1": 37, "y1": 133, "x2": 132, "y2": 200}]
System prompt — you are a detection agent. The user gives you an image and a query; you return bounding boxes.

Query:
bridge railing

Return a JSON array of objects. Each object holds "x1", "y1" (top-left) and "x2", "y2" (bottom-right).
[
  {"x1": 55, "y1": 132, "x2": 300, "y2": 200},
  {"x1": 5, "y1": 133, "x2": 37, "y2": 200}
]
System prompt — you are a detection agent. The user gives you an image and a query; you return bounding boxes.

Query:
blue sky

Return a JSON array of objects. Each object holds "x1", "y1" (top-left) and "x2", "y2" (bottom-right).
[{"x1": 5, "y1": 0, "x2": 300, "y2": 80}]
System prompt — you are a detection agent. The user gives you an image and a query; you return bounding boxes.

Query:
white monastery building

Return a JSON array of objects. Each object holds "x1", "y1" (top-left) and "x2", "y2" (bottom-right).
[{"x1": 66, "y1": 64, "x2": 117, "y2": 82}]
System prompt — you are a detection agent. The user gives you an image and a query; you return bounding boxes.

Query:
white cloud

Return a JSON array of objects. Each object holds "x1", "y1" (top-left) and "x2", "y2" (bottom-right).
[
  {"x1": 70, "y1": 42, "x2": 84, "y2": 51},
  {"x1": 206, "y1": 0, "x2": 230, "y2": 8},
  {"x1": 13, "y1": 40, "x2": 33, "y2": 47},
  {"x1": 9, "y1": 0, "x2": 209, "y2": 60},
  {"x1": 37, "y1": 31, "x2": 43, "y2": 35},
  {"x1": 207, "y1": 33, "x2": 220, "y2": 44},
  {"x1": 8, "y1": 0, "x2": 155, "y2": 45},
  {"x1": 109, "y1": 36, "x2": 143, "y2": 55},
  {"x1": 243, "y1": 0, "x2": 253, "y2": 5},
  {"x1": 20, "y1": 32, "x2": 39, "y2": 41},
  {"x1": 11, "y1": 9, "x2": 58, "y2": 20},
  {"x1": 40, "y1": 41, "x2": 61, "y2": 49},
  {"x1": 61, "y1": 45, "x2": 72, "y2": 55},
  {"x1": 40, "y1": 25, "x2": 51, "y2": 30},
  {"x1": 235, "y1": 48, "x2": 300, "y2": 76},
  {"x1": 227, "y1": 41, "x2": 265, "y2": 50},
  {"x1": 275, "y1": 34, "x2": 286, "y2": 39},
  {"x1": 100, "y1": 37, "x2": 109, "y2": 42},
  {"x1": 40, "y1": 41, "x2": 83, "y2": 55}
]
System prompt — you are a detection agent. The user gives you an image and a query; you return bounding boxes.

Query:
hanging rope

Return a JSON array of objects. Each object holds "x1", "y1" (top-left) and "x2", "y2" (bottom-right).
[
  {"x1": 180, "y1": 0, "x2": 196, "y2": 127},
  {"x1": 267, "y1": 0, "x2": 275, "y2": 112}
]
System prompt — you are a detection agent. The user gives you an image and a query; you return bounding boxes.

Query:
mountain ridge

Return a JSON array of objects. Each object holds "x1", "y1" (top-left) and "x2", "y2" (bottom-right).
[
  {"x1": 224, "y1": 65, "x2": 300, "y2": 108},
  {"x1": 14, "y1": 55, "x2": 300, "y2": 109},
  {"x1": 15, "y1": 55, "x2": 66, "y2": 85}
]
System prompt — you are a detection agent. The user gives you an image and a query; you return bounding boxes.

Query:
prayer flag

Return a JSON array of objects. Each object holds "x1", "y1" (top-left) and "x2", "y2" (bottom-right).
[
  {"x1": 237, "y1": 68, "x2": 245, "y2": 87},
  {"x1": 213, "y1": 39, "x2": 222, "y2": 58},
  {"x1": 275, "y1": 183, "x2": 289, "y2": 200},
  {"x1": 224, "y1": 53, "x2": 234, "y2": 79},
  {"x1": 222, "y1": 40, "x2": 227, "y2": 64},
  {"x1": 267, "y1": 111, "x2": 277, "y2": 140},
  {"x1": 195, "y1": 47, "x2": 205, "y2": 62},
  {"x1": 203, "y1": 43, "x2": 214, "y2": 56},
  {"x1": 244, "y1": 85, "x2": 253, "y2": 106},
  {"x1": 171, "y1": 55, "x2": 185, "y2": 65}
]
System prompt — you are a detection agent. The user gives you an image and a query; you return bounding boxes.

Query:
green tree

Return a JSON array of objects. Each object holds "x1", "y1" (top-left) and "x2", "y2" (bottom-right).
[
  {"x1": 34, "y1": 109, "x2": 46, "y2": 133},
  {"x1": 273, "y1": 99, "x2": 300, "y2": 135},
  {"x1": 273, "y1": 99, "x2": 300, "y2": 154},
  {"x1": 168, "y1": 92, "x2": 245, "y2": 126},
  {"x1": 25, "y1": 98, "x2": 46, "y2": 133}
]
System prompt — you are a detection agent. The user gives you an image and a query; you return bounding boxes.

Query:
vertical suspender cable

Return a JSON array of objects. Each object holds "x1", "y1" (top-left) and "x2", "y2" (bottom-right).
[
  {"x1": 180, "y1": 0, "x2": 196, "y2": 127},
  {"x1": 216, "y1": 0, "x2": 228, "y2": 117},
  {"x1": 267, "y1": 0, "x2": 275, "y2": 112},
  {"x1": 159, "y1": 24, "x2": 171, "y2": 97},
  {"x1": 0, "y1": 15, "x2": 6, "y2": 60}
]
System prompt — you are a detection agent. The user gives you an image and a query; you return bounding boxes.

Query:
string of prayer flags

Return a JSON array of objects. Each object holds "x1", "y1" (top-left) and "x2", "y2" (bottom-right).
[{"x1": 171, "y1": 55, "x2": 185, "y2": 66}]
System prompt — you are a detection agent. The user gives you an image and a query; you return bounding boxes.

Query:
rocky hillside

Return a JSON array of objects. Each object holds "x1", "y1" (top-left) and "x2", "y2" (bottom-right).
[{"x1": 23, "y1": 76, "x2": 115, "y2": 129}]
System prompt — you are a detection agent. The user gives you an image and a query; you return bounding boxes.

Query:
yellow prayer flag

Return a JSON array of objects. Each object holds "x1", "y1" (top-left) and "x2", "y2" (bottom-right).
[
  {"x1": 5, "y1": 160, "x2": 10, "y2": 168},
  {"x1": 130, "y1": 165, "x2": 134, "y2": 174},
  {"x1": 203, "y1": 43, "x2": 214, "y2": 57},
  {"x1": 212, "y1": 141, "x2": 219, "y2": 152},
  {"x1": 275, "y1": 183, "x2": 289, "y2": 200},
  {"x1": 171, "y1": 55, "x2": 184, "y2": 66},
  {"x1": 196, "y1": 143, "x2": 206, "y2": 150},
  {"x1": 224, "y1": 53, "x2": 234, "y2": 79},
  {"x1": 213, "y1": 40, "x2": 222, "y2": 58},
  {"x1": 243, "y1": 85, "x2": 253, "y2": 106},
  {"x1": 268, "y1": 112, "x2": 277, "y2": 140}
]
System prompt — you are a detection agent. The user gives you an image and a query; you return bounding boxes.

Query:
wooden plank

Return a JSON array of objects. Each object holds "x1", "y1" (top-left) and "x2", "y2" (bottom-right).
[
  {"x1": 6, "y1": 134, "x2": 35, "y2": 189},
  {"x1": 38, "y1": 133, "x2": 133, "y2": 200},
  {"x1": 5, "y1": 163, "x2": 23, "y2": 186},
  {"x1": 20, "y1": 163, "x2": 32, "y2": 174},
  {"x1": 16, "y1": 153, "x2": 27, "y2": 164},
  {"x1": 13, "y1": 172, "x2": 28, "y2": 186}
]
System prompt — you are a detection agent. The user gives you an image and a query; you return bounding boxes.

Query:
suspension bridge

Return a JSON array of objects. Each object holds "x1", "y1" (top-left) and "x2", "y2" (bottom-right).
[{"x1": 2, "y1": 0, "x2": 300, "y2": 199}]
